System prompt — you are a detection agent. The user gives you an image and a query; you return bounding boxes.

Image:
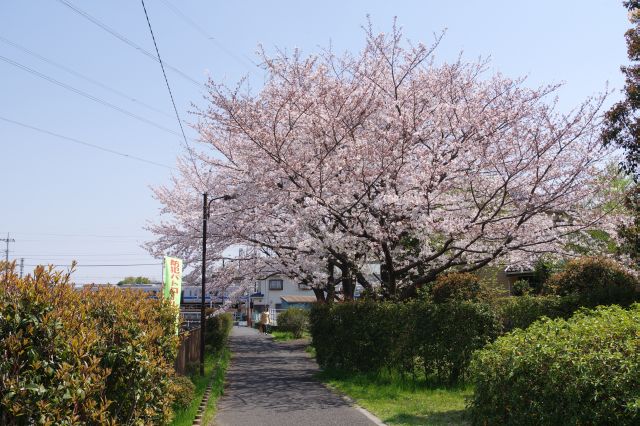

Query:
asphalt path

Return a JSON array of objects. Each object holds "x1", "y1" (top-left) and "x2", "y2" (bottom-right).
[{"x1": 213, "y1": 326, "x2": 377, "y2": 426}]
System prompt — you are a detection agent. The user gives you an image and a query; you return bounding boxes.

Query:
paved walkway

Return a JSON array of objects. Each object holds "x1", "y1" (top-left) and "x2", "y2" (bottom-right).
[{"x1": 213, "y1": 326, "x2": 377, "y2": 426}]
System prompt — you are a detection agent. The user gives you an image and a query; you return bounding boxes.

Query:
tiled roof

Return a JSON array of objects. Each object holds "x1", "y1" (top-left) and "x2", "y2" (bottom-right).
[
  {"x1": 280, "y1": 295, "x2": 317, "y2": 303},
  {"x1": 504, "y1": 263, "x2": 535, "y2": 275}
]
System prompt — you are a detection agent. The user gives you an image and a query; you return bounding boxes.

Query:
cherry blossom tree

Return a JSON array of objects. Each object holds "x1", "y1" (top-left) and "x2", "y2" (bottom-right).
[{"x1": 147, "y1": 22, "x2": 622, "y2": 301}]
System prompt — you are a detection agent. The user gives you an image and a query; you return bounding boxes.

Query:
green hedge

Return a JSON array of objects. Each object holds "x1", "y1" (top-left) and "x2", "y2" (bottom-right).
[
  {"x1": 0, "y1": 265, "x2": 179, "y2": 425},
  {"x1": 494, "y1": 295, "x2": 582, "y2": 332},
  {"x1": 469, "y1": 304, "x2": 640, "y2": 425},
  {"x1": 205, "y1": 312, "x2": 233, "y2": 353},
  {"x1": 309, "y1": 300, "x2": 500, "y2": 384}
]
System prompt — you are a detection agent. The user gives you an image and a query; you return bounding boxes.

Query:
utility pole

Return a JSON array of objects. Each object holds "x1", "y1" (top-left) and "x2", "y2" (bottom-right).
[
  {"x1": 200, "y1": 192, "x2": 208, "y2": 377},
  {"x1": 2, "y1": 233, "x2": 15, "y2": 282},
  {"x1": 19, "y1": 258, "x2": 24, "y2": 279},
  {"x1": 200, "y1": 192, "x2": 234, "y2": 376}
]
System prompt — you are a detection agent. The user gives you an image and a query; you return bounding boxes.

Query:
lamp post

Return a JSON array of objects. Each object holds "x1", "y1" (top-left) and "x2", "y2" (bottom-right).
[{"x1": 200, "y1": 192, "x2": 233, "y2": 376}]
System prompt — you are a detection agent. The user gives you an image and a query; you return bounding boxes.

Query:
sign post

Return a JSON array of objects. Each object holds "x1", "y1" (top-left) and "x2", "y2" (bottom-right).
[{"x1": 163, "y1": 256, "x2": 183, "y2": 333}]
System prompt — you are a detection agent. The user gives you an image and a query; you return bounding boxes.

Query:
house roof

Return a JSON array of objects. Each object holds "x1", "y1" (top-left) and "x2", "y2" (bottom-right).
[
  {"x1": 280, "y1": 295, "x2": 317, "y2": 303},
  {"x1": 504, "y1": 263, "x2": 535, "y2": 275}
]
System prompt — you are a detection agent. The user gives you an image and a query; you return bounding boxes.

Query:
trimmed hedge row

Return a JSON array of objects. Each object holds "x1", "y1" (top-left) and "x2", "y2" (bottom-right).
[
  {"x1": 469, "y1": 304, "x2": 640, "y2": 425},
  {"x1": 205, "y1": 312, "x2": 233, "y2": 353},
  {"x1": 0, "y1": 266, "x2": 179, "y2": 425},
  {"x1": 309, "y1": 300, "x2": 500, "y2": 384}
]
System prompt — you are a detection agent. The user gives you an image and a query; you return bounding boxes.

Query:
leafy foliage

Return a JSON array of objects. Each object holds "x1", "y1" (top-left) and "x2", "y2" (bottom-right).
[
  {"x1": 529, "y1": 257, "x2": 560, "y2": 294},
  {"x1": 542, "y1": 256, "x2": 638, "y2": 306},
  {"x1": 602, "y1": 1, "x2": 640, "y2": 180},
  {"x1": 309, "y1": 300, "x2": 500, "y2": 384},
  {"x1": 277, "y1": 308, "x2": 309, "y2": 338},
  {"x1": 416, "y1": 301, "x2": 501, "y2": 384},
  {"x1": 493, "y1": 295, "x2": 580, "y2": 332},
  {"x1": 618, "y1": 184, "x2": 640, "y2": 265},
  {"x1": 0, "y1": 265, "x2": 179, "y2": 425},
  {"x1": 171, "y1": 376, "x2": 196, "y2": 410},
  {"x1": 510, "y1": 279, "x2": 531, "y2": 296},
  {"x1": 204, "y1": 313, "x2": 233, "y2": 353},
  {"x1": 469, "y1": 304, "x2": 640, "y2": 425},
  {"x1": 429, "y1": 272, "x2": 482, "y2": 303}
]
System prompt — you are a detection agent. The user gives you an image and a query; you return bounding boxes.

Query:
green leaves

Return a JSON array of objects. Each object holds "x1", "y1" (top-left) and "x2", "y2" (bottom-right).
[
  {"x1": 469, "y1": 304, "x2": 640, "y2": 425},
  {"x1": 309, "y1": 300, "x2": 500, "y2": 384},
  {"x1": 0, "y1": 267, "x2": 179, "y2": 425}
]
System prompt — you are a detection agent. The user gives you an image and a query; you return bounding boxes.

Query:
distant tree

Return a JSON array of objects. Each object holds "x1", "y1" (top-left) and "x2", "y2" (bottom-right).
[
  {"x1": 117, "y1": 276, "x2": 151, "y2": 286},
  {"x1": 603, "y1": 1, "x2": 640, "y2": 179},
  {"x1": 603, "y1": 1, "x2": 640, "y2": 267}
]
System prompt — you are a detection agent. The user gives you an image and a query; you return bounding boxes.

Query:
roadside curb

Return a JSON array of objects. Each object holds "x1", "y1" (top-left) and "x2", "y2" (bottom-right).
[{"x1": 192, "y1": 361, "x2": 218, "y2": 426}]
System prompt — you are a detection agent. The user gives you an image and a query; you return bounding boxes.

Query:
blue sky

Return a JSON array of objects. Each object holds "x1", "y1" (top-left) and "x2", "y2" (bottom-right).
[{"x1": 0, "y1": 0, "x2": 629, "y2": 283}]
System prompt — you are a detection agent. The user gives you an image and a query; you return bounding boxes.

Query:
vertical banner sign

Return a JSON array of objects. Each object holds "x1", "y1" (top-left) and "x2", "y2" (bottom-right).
[{"x1": 163, "y1": 256, "x2": 183, "y2": 333}]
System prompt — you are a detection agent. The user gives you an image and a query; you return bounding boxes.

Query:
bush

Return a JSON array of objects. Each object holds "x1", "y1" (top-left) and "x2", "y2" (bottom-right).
[
  {"x1": 0, "y1": 265, "x2": 179, "y2": 425},
  {"x1": 171, "y1": 375, "x2": 196, "y2": 410},
  {"x1": 430, "y1": 272, "x2": 482, "y2": 303},
  {"x1": 529, "y1": 257, "x2": 560, "y2": 294},
  {"x1": 511, "y1": 279, "x2": 531, "y2": 296},
  {"x1": 205, "y1": 312, "x2": 233, "y2": 353},
  {"x1": 543, "y1": 257, "x2": 638, "y2": 307},
  {"x1": 469, "y1": 304, "x2": 640, "y2": 425},
  {"x1": 494, "y1": 295, "x2": 570, "y2": 332},
  {"x1": 309, "y1": 299, "x2": 500, "y2": 384},
  {"x1": 277, "y1": 308, "x2": 309, "y2": 338}
]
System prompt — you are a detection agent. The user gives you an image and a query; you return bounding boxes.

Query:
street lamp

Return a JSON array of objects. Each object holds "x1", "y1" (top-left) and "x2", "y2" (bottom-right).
[{"x1": 200, "y1": 192, "x2": 234, "y2": 376}]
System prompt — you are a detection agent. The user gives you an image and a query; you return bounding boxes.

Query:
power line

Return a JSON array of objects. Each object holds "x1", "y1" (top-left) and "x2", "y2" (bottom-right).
[
  {"x1": 17, "y1": 254, "x2": 155, "y2": 259},
  {"x1": 157, "y1": 0, "x2": 259, "y2": 70},
  {"x1": 54, "y1": 0, "x2": 202, "y2": 88},
  {"x1": 24, "y1": 263, "x2": 161, "y2": 267},
  {"x1": 7, "y1": 232, "x2": 148, "y2": 238},
  {"x1": 0, "y1": 115, "x2": 174, "y2": 170},
  {"x1": 140, "y1": 0, "x2": 190, "y2": 149},
  {"x1": 0, "y1": 54, "x2": 181, "y2": 137},
  {"x1": 0, "y1": 35, "x2": 173, "y2": 119}
]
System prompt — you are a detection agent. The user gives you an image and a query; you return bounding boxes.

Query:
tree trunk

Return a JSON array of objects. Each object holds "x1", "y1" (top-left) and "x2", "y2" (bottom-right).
[
  {"x1": 340, "y1": 264, "x2": 355, "y2": 300},
  {"x1": 326, "y1": 258, "x2": 336, "y2": 304}
]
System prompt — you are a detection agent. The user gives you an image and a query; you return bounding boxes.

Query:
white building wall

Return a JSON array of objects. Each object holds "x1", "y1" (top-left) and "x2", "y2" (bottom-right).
[{"x1": 253, "y1": 274, "x2": 313, "y2": 308}]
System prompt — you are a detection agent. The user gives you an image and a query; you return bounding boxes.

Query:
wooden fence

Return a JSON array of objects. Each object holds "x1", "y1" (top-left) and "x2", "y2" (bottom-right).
[{"x1": 175, "y1": 327, "x2": 201, "y2": 375}]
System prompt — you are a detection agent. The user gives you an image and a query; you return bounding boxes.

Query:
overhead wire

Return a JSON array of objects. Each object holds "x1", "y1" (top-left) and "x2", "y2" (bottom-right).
[
  {"x1": 0, "y1": 35, "x2": 173, "y2": 119},
  {"x1": 0, "y1": 55, "x2": 182, "y2": 137},
  {"x1": 0, "y1": 115, "x2": 174, "y2": 170},
  {"x1": 54, "y1": 0, "x2": 202, "y2": 88},
  {"x1": 157, "y1": 0, "x2": 259, "y2": 71},
  {"x1": 23, "y1": 263, "x2": 161, "y2": 267},
  {"x1": 140, "y1": 0, "x2": 190, "y2": 149},
  {"x1": 6, "y1": 232, "x2": 149, "y2": 238},
  {"x1": 137, "y1": 0, "x2": 208, "y2": 188}
]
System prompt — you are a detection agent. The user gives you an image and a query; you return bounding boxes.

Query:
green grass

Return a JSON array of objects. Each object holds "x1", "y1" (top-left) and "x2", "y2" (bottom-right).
[
  {"x1": 201, "y1": 346, "x2": 231, "y2": 424},
  {"x1": 317, "y1": 369, "x2": 472, "y2": 426},
  {"x1": 304, "y1": 345, "x2": 316, "y2": 358},
  {"x1": 270, "y1": 330, "x2": 311, "y2": 341},
  {"x1": 170, "y1": 347, "x2": 231, "y2": 426}
]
